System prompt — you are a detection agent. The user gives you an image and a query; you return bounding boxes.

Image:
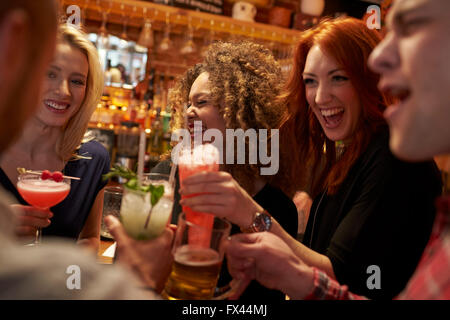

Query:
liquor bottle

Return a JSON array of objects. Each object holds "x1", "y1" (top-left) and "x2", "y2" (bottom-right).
[
  {"x1": 152, "y1": 73, "x2": 161, "y2": 111},
  {"x1": 147, "y1": 107, "x2": 164, "y2": 171},
  {"x1": 143, "y1": 68, "x2": 155, "y2": 109}
]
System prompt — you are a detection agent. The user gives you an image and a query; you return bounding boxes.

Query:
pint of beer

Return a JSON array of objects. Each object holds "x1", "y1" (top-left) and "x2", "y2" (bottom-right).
[{"x1": 162, "y1": 213, "x2": 231, "y2": 300}]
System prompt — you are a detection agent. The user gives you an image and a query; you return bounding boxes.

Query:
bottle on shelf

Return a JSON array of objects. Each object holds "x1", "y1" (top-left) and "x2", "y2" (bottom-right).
[
  {"x1": 87, "y1": 93, "x2": 116, "y2": 162},
  {"x1": 146, "y1": 107, "x2": 164, "y2": 171}
]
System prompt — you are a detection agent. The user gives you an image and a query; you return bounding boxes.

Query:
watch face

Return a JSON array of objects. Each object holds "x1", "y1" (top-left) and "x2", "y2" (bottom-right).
[{"x1": 254, "y1": 212, "x2": 272, "y2": 232}]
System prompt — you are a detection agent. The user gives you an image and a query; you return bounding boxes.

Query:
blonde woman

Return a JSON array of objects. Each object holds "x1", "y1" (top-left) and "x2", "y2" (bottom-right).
[{"x1": 0, "y1": 24, "x2": 108, "y2": 252}]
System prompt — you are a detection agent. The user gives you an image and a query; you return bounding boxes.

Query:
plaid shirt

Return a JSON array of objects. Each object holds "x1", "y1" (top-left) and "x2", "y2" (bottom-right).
[{"x1": 304, "y1": 195, "x2": 450, "y2": 300}]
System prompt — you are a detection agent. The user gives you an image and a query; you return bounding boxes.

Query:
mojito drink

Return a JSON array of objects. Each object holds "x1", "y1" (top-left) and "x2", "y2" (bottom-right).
[{"x1": 120, "y1": 174, "x2": 174, "y2": 240}]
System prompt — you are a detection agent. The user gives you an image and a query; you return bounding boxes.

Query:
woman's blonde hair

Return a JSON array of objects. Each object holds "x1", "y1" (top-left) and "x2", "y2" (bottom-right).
[{"x1": 56, "y1": 24, "x2": 103, "y2": 161}]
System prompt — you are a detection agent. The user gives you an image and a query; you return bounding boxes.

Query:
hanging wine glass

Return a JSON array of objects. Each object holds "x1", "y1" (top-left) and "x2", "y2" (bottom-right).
[
  {"x1": 80, "y1": 0, "x2": 90, "y2": 28},
  {"x1": 268, "y1": 32, "x2": 277, "y2": 58},
  {"x1": 118, "y1": 5, "x2": 130, "y2": 51},
  {"x1": 157, "y1": 13, "x2": 173, "y2": 54},
  {"x1": 278, "y1": 33, "x2": 288, "y2": 61},
  {"x1": 180, "y1": 16, "x2": 197, "y2": 56},
  {"x1": 137, "y1": 7, "x2": 154, "y2": 49},
  {"x1": 97, "y1": 11, "x2": 110, "y2": 49},
  {"x1": 201, "y1": 22, "x2": 215, "y2": 58}
]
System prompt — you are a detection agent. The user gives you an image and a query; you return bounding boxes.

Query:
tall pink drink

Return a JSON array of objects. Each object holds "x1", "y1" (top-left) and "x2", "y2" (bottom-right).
[{"x1": 178, "y1": 144, "x2": 219, "y2": 247}]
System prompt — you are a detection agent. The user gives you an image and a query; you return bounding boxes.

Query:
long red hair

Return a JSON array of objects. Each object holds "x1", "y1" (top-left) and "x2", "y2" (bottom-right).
[{"x1": 280, "y1": 17, "x2": 390, "y2": 197}]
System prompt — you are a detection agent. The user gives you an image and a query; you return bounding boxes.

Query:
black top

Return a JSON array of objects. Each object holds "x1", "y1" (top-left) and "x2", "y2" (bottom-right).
[
  {"x1": 152, "y1": 160, "x2": 298, "y2": 300},
  {"x1": 0, "y1": 140, "x2": 110, "y2": 241},
  {"x1": 303, "y1": 129, "x2": 442, "y2": 299}
]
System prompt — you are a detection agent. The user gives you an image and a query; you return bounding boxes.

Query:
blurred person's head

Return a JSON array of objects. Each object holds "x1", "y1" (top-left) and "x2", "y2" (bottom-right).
[
  {"x1": 282, "y1": 17, "x2": 390, "y2": 196},
  {"x1": 369, "y1": 0, "x2": 450, "y2": 161},
  {"x1": 0, "y1": 0, "x2": 57, "y2": 153},
  {"x1": 35, "y1": 24, "x2": 103, "y2": 161},
  {"x1": 170, "y1": 41, "x2": 288, "y2": 193},
  {"x1": 117, "y1": 64, "x2": 125, "y2": 74}
]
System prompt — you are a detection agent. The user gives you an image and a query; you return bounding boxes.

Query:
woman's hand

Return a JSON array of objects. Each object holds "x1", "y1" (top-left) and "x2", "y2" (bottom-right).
[
  {"x1": 11, "y1": 204, "x2": 53, "y2": 239},
  {"x1": 226, "y1": 232, "x2": 315, "y2": 300},
  {"x1": 179, "y1": 171, "x2": 263, "y2": 228}
]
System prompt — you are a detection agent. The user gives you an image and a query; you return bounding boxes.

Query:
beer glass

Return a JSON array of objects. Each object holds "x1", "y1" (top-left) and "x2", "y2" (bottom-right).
[{"x1": 162, "y1": 213, "x2": 231, "y2": 300}]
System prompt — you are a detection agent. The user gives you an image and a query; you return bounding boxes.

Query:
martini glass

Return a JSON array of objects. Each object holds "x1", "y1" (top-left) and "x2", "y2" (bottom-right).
[{"x1": 17, "y1": 172, "x2": 71, "y2": 245}]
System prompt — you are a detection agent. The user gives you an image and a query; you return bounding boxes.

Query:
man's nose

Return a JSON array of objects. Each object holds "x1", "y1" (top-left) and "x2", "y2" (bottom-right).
[{"x1": 368, "y1": 32, "x2": 399, "y2": 75}]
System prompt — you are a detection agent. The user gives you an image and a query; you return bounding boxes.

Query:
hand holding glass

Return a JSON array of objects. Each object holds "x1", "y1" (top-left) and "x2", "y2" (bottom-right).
[
  {"x1": 17, "y1": 172, "x2": 70, "y2": 244},
  {"x1": 162, "y1": 213, "x2": 232, "y2": 300}
]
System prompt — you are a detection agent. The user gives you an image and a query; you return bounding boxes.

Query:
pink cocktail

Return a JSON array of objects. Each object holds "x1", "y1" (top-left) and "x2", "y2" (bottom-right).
[
  {"x1": 17, "y1": 172, "x2": 71, "y2": 244},
  {"x1": 178, "y1": 144, "x2": 219, "y2": 247}
]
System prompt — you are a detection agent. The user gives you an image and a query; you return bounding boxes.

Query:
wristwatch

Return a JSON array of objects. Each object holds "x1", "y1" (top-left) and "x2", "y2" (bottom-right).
[{"x1": 241, "y1": 210, "x2": 272, "y2": 233}]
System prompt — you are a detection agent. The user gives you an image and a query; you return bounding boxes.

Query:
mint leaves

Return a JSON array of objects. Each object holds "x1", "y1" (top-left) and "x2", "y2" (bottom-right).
[
  {"x1": 103, "y1": 165, "x2": 165, "y2": 206},
  {"x1": 149, "y1": 185, "x2": 165, "y2": 206},
  {"x1": 103, "y1": 164, "x2": 136, "y2": 181}
]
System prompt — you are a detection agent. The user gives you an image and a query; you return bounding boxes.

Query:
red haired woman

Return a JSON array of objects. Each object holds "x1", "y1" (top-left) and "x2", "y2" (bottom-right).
[{"x1": 231, "y1": 17, "x2": 442, "y2": 299}]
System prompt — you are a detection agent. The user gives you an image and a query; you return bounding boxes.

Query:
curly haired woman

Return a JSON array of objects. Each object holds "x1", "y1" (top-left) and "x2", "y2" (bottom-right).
[{"x1": 152, "y1": 41, "x2": 298, "y2": 300}]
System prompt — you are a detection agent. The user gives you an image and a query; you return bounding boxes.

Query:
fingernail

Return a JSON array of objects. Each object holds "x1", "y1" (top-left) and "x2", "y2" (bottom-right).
[{"x1": 104, "y1": 215, "x2": 115, "y2": 228}]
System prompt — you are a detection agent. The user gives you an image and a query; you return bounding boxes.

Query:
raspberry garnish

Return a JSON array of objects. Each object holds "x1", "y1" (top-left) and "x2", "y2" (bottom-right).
[
  {"x1": 41, "y1": 170, "x2": 52, "y2": 180},
  {"x1": 51, "y1": 171, "x2": 63, "y2": 182}
]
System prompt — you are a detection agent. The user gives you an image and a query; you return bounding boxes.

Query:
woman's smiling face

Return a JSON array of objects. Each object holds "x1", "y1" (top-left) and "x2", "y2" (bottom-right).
[
  {"x1": 186, "y1": 72, "x2": 226, "y2": 140},
  {"x1": 35, "y1": 41, "x2": 88, "y2": 127},
  {"x1": 303, "y1": 45, "x2": 362, "y2": 142}
]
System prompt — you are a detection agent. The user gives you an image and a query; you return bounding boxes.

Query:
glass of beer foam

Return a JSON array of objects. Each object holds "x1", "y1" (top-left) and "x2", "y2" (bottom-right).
[{"x1": 162, "y1": 212, "x2": 234, "y2": 300}]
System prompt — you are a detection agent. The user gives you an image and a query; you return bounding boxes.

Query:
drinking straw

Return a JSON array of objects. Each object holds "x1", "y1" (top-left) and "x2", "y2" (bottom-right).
[
  {"x1": 137, "y1": 129, "x2": 146, "y2": 186},
  {"x1": 184, "y1": 103, "x2": 188, "y2": 132},
  {"x1": 168, "y1": 103, "x2": 189, "y2": 187},
  {"x1": 168, "y1": 161, "x2": 176, "y2": 189}
]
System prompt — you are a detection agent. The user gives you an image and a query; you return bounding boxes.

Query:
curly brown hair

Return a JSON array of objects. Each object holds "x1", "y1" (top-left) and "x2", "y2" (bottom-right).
[{"x1": 169, "y1": 41, "x2": 290, "y2": 195}]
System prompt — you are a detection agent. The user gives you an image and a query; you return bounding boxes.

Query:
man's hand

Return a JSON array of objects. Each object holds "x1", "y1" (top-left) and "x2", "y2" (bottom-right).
[
  {"x1": 226, "y1": 232, "x2": 315, "y2": 299},
  {"x1": 105, "y1": 215, "x2": 174, "y2": 293}
]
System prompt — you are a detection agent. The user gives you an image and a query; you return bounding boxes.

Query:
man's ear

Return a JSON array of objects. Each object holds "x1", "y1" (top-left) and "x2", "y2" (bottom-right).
[{"x1": 0, "y1": 9, "x2": 30, "y2": 89}]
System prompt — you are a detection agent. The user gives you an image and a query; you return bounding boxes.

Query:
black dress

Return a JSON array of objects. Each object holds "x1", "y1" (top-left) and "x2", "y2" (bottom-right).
[
  {"x1": 303, "y1": 129, "x2": 442, "y2": 299},
  {"x1": 152, "y1": 160, "x2": 298, "y2": 300}
]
